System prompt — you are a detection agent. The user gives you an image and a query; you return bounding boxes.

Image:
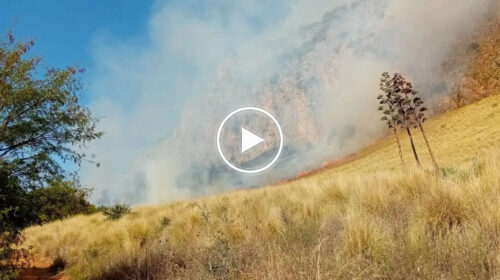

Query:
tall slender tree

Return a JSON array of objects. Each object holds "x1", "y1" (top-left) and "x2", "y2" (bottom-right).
[
  {"x1": 391, "y1": 73, "x2": 421, "y2": 167},
  {"x1": 378, "y1": 72, "x2": 405, "y2": 166},
  {"x1": 407, "y1": 86, "x2": 440, "y2": 171}
]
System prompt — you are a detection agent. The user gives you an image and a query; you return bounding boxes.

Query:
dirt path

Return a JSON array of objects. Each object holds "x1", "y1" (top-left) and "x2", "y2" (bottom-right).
[{"x1": 16, "y1": 257, "x2": 68, "y2": 280}]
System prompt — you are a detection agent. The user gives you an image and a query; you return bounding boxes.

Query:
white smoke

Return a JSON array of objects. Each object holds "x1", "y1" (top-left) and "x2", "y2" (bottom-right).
[{"x1": 81, "y1": 0, "x2": 495, "y2": 205}]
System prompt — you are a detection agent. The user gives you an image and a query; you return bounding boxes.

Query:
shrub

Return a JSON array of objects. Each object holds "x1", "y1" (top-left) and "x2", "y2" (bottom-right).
[
  {"x1": 29, "y1": 179, "x2": 97, "y2": 224},
  {"x1": 0, "y1": 266, "x2": 18, "y2": 280},
  {"x1": 161, "y1": 216, "x2": 171, "y2": 227},
  {"x1": 101, "y1": 204, "x2": 131, "y2": 220}
]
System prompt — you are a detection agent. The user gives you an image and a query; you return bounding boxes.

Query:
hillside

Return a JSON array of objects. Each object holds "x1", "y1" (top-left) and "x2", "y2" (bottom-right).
[
  {"x1": 324, "y1": 93, "x2": 500, "y2": 175},
  {"x1": 95, "y1": 2, "x2": 500, "y2": 205},
  {"x1": 320, "y1": 21, "x2": 500, "y2": 177},
  {"x1": 3, "y1": 2, "x2": 499, "y2": 280},
  {"x1": 18, "y1": 21, "x2": 500, "y2": 280},
  {"x1": 19, "y1": 93, "x2": 500, "y2": 279}
]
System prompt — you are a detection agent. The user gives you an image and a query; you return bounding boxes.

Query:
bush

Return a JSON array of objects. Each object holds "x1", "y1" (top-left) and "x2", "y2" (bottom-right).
[
  {"x1": 29, "y1": 179, "x2": 97, "y2": 224},
  {"x1": 1, "y1": 178, "x2": 95, "y2": 278},
  {"x1": 0, "y1": 266, "x2": 18, "y2": 280},
  {"x1": 161, "y1": 216, "x2": 171, "y2": 227},
  {"x1": 101, "y1": 204, "x2": 131, "y2": 220}
]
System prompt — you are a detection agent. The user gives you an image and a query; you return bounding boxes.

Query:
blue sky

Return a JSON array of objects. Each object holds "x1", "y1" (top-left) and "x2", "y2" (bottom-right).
[
  {"x1": 1, "y1": 0, "x2": 154, "y2": 76},
  {"x1": 1, "y1": 0, "x2": 157, "y2": 172},
  {"x1": 0, "y1": 0, "x2": 297, "y2": 192}
]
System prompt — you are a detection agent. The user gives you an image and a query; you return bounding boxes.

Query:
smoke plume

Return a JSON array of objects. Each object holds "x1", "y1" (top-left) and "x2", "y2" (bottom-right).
[{"x1": 81, "y1": 0, "x2": 496, "y2": 205}]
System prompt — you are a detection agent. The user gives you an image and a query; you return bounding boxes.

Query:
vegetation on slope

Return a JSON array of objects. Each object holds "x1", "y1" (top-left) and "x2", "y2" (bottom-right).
[
  {"x1": 21, "y1": 94, "x2": 500, "y2": 279},
  {"x1": 14, "y1": 18, "x2": 500, "y2": 280},
  {"x1": 0, "y1": 33, "x2": 102, "y2": 279},
  {"x1": 326, "y1": 94, "x2": 500, "y2": 175}
]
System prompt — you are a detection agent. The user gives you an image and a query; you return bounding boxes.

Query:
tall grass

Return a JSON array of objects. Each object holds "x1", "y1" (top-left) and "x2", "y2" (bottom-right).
[
  {"x1": 21, "y1": 152, "x2": 500, "y2": 279},
  {"x1": 21, "y1": 95, "x2": 500, "y2": 279},
  {"x1": 325, "y1": 94, "x2": 500, "y2": 176}
]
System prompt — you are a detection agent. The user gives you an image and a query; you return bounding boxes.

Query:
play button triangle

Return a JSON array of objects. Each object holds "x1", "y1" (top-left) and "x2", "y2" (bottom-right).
[{"x1": 241, "y1": 127, "x2": 264, "y2": 153}]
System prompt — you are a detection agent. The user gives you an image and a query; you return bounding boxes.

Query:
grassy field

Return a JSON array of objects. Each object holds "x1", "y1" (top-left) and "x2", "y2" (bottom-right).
[
  {"x1": 18, "y1": 93, "x2": 500, "y2": 280},
  {"x1": 322, "y1": 94, "x2": 500, "y2": 176}
]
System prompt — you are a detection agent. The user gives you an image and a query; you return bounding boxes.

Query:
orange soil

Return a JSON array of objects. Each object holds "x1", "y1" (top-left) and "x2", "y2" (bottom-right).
[{"x1": 16, "y1": 256, "x2": 68, "y2": 280}]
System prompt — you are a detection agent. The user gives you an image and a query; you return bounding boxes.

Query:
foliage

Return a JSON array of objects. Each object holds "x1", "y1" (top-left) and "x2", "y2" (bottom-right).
[
  {"x1": 0, "y1": 31, "x2": 101, "y2": 273},
  {"x1": 377, "y1": 72, "x2": 404, "y2": 130},
  {"x1": 0, "y1": 171, "x2": 34, "y2": 252},
  {"x1": 101, "y1": 204, "x2": 131, "y2": 220},
  {"x1": 0, "y1": 178, "x2": 96, "y2": 278},
  {"x1": 389, "y1": 73, "x2": 428, "y2": 129},
  {"x1": 0, "y1": 266, "x2": 18, "y2": 280},
  {"x1": 378, "y1": 72, "x2": 406, "y2": 165},
  {"x1": 29, "y1": 179, "x2": 96, "y2": 224},
  {"x1": 378, "y1": 72, "x2": 437, "y2": 168},
  {"x1": 0, "y1": 32, "x2": 102, "y2": 189}
]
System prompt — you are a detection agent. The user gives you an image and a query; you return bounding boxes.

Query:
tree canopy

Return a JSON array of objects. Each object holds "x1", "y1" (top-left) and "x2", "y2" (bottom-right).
[
  {"x1": 0, "y1": 32, "x2": 102, "y2": 269},
  {"x1": 0, "y1": 33, "x2": 102, "y2": 189}
]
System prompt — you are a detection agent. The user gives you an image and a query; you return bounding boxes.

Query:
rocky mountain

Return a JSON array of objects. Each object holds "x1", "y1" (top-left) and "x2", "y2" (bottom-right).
[{"x1": 133, "y1": 0, "x2": 497, "y2": 201}]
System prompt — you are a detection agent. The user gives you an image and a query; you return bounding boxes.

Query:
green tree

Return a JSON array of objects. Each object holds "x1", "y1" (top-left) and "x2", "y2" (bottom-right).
[
  {"x1": 0, "y1": 32, "x2": 102, "y2": 274},
  {"x1": 29, "y1": 179, "x2": 96, "y2": 224},
  {"x1": 0, "y1": 34, "x2": 102, "y2": 188},
  {"x1": 378, "y1": 72, "x2": 405, "y2": 166}
]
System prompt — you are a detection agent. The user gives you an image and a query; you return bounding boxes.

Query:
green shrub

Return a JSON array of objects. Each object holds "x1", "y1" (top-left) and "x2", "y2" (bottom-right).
[
  {"x1": 29, "y1": 179, "x2": 96, "y2": 224},
  {"x1": 101, "y1": 204, "x2": 131, "y2": 220},
  {"x1": 0, "y1": 266, "x2": 19, "y2": 280}
]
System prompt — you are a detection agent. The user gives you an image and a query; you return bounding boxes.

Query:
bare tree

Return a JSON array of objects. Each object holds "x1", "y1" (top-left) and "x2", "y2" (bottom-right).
[{"x1": 378, "y1": 72, "x2": 405, "y2": 166}]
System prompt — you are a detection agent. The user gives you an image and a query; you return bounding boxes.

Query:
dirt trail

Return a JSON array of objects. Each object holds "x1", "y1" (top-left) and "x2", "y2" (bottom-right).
[{"x1": 16, "y1": 257, "x2": 68, "y2": 280}]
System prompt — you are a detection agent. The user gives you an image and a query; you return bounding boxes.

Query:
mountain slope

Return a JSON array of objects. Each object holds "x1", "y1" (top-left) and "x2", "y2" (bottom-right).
[
  {"x1": 21, "y1": 93, "x2": 500, "y2": 279},
  {"x1": 322, "y1": 93, "x2": 500, "y2": 176}
]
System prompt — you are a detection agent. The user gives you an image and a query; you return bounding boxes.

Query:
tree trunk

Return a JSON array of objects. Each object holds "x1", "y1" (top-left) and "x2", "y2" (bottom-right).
[
  {"x1": 419, "y1": 123, "x2": 440, "y2": 171},
  {"x1": 393, "y1": 127, "x2": 404, "y2": 166},
  {"x1": 406, "y1": 127, "x2": 421, "y2": 167}
]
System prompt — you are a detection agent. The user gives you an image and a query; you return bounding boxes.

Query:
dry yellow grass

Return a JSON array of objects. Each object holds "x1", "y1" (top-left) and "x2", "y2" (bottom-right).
[
  {"x1": 20, "y1": 93, "x2": 500, "y2": 279},
  {"x1": 324, "y1": 93, "x2": 500, "y2": 175}
]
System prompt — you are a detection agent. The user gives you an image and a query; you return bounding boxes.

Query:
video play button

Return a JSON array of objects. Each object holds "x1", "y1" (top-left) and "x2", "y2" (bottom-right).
[
  {"x1": 241, "y1": 128, "x2": 264, "y2": 153},
  {"x1": 217, "y1": 107, "x2": 283, "y2": 174}
]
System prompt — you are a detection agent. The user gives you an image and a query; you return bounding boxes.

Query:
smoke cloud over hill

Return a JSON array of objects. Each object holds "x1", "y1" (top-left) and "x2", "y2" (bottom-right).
[{"x1": 82, "y1": 0, "x2": 496, "y2": 205}]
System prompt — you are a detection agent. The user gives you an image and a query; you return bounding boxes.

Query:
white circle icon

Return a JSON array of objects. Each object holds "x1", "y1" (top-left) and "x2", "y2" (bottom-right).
[{"x1": 217, "y1": 107, "x2": 283, "y2": 174}]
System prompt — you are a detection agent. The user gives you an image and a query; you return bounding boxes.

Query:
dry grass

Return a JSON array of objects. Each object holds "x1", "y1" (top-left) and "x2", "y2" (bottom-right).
[
  {"x1": 20, "y1": 94, "x2": 500, "y2": 279},
  {"x1": 322, "y1": 93, "x2": 500, "y2": 176},
  {"x1": 20, "y1": 146, "x2": 500, "y2": 279},
  {"x1": 21, "y1": 154, "x2": 500, "y2": 279}
]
